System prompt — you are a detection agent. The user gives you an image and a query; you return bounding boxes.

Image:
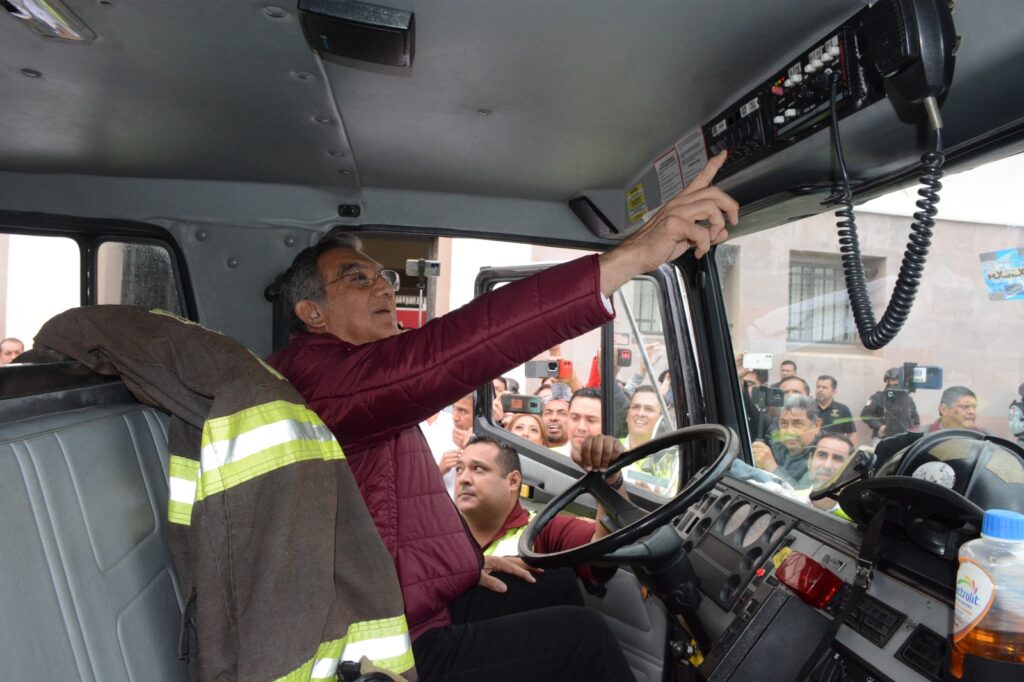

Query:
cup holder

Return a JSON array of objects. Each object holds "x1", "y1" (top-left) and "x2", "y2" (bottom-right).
[
  {"x1": 740, "y1": 546, "x2": 764, "y2": 572},
  {"x1": 720, "y1": 574, "x2": 741, "y2": 603}
]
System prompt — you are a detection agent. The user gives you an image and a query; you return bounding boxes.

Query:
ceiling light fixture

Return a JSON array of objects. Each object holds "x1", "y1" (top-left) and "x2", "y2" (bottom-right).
[{"x1": 2, "y1": 0, "x2": 96, "y2": 43}]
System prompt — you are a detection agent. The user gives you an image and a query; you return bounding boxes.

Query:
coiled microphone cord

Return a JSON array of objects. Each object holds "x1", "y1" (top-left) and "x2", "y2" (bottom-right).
[{"x1": 827, "y1": 69, "x2": 945, "y2": 350}]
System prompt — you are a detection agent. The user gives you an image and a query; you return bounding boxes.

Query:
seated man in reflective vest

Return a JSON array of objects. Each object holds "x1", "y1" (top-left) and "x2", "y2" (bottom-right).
[{"x1": 455, "y1": 434, "x2": 625, "y2": 586}]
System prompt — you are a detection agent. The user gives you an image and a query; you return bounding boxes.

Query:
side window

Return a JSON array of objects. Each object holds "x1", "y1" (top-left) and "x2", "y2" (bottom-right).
[
  {"x1": 97, "y1": 241, "x2": 183, "y2": 314},
  {"x1": 1, "y1": 231, "x2": 186, "y2": 364},
  {"x1": 0, "y1": 233, "x2": 79, "y2": 363},
  {"x1": 487, "y1": 273, "x2": 681, "y2": 500},
  {"x1": 610, "y1": 277, "x2": 679, "y2": 498}
]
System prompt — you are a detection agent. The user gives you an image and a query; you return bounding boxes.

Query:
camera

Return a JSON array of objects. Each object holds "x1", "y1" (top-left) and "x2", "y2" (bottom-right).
[
  {"x1": 884, "y1": 388, "x2": 909, "y2": 406},
  {"x1": 897, "y1": 363, "x2": 943, "y2": 391},
  {"x1": 405, "y1": 258, "x2": 441, "y2": 277},
  {"x1": 751, "y1": 385, "x2": 784, "y2": 409},
  {"x1": 615, "y1": 348, "x2": 632, "y2": 368}
]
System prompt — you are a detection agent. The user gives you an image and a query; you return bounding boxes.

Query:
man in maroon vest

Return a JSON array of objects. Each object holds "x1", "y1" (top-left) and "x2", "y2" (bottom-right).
[{"x1": 268, "y1": 152, "x2": 737, "y2": 681}]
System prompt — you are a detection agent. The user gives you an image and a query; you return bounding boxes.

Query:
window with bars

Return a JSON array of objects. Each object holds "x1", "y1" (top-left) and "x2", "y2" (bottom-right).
[{"x1": 787, "y1": 255, "x2": 880, "y2": 344}]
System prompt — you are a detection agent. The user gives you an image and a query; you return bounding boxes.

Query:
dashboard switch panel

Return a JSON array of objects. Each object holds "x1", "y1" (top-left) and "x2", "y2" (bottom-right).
[{"x1": 681, "y1": 493, "x2": 795, "y2": 611}]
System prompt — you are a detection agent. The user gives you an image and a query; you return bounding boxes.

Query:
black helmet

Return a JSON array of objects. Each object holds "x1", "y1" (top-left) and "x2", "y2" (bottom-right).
[{"x1": 838, "y1": 430, "x2": 1024, "y2": 559}]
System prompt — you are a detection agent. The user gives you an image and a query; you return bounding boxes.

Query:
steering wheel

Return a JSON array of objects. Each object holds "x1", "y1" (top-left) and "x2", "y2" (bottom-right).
[{"x1": 518, "y1": 423, "x2": 738, "y2": 568}]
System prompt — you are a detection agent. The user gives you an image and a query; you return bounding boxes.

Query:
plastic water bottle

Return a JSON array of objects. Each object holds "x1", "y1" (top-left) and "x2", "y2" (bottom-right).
[{"x1": 950, "y1": 509, "x2": 1024, "y2": 678}]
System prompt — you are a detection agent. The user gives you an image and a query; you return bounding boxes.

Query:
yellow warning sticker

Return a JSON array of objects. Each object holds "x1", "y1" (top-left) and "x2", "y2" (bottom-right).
[
  {"x1": 626, "y1": 183, "x2": 647, "y2": 224},
  {"x1": 772, "y1": 546, "x2": 792, "y2": 569}
]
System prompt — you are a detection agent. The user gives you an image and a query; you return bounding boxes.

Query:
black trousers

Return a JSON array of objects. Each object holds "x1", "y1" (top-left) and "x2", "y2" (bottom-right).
[{"x1": 413, "y1": 568, "x2": 636, "y2": 682}]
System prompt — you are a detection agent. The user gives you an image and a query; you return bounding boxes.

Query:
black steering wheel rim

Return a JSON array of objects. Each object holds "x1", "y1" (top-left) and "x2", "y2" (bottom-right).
[{"x1": 518, "y1": 423, "x2": 738, "y2": 567}]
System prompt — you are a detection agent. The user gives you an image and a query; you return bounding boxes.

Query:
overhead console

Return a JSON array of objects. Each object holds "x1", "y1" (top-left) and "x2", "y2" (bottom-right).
[
  {"x1": 584, "y1": 1, "x2": 1024, "y2": 238},
  {"x1": 702, "y1": 20, "x2": 880, "y2": 182}
]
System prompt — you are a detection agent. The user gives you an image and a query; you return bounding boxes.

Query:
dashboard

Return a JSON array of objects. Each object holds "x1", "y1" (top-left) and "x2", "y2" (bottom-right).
[{"x1": 676, "y1": 476, "x2": 954, "y2": 682}]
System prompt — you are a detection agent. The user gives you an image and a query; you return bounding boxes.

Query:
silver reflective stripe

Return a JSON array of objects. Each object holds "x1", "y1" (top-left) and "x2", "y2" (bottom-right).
[
  {"x1": 306, "y1": 633, "x2": 412, "y2": 679},
  {"x1": 341, "y1": 633, "x2": 413, "y2": 665},
  {"x1": 169, "y1": 475, "x2": 197, "y2": 505},
  {"x1": 200, "y1": 419, "x2": 335, "y2": 473},
  {"x1": 310, "y1": 657, "x2": 340, "y2": 679}
]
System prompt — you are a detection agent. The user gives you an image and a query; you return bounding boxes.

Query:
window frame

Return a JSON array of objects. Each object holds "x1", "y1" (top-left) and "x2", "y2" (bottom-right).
[{"x1": 0, "y1": 210, "x2": 196, "y2": 320}]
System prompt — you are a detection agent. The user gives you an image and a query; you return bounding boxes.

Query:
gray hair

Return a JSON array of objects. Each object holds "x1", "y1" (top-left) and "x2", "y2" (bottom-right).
[
  {"x1": 270, "y1": 231, "x2": 363, "y2": 333},
  {"x1": 939, "y1": 385, "x2": 976, "y2": 408},
  {"x1": 781, "y1": 394, "x2": 820, "y2": 422}
]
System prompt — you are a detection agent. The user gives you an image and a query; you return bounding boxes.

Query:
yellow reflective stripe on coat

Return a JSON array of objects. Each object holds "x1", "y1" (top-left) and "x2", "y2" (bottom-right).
[
  {"x1": 198, "y1": 400, "x2": 344, "y2": 499},
  {"x1": 276, "y1": 615, "x2": 415, "y2": 681},
  {"x1": 167, "y1": 401, "x2": 345, "y2": 524},
  {"x1": 483, "y1": 512, "x2": 534, "y2": 557},
  {"x1": 167, "y1": 455, "x2": 200, "y2": 526}
]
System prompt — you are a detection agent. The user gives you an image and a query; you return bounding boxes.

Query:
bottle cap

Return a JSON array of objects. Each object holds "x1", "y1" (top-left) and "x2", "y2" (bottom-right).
[{"x1": 981, "y1": 509, "x2": 1024, "y2": 540}]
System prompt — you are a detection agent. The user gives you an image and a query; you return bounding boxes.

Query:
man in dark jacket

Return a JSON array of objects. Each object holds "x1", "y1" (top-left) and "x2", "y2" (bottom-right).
[
  {"x1": 268, "y1": 151, "x2": 737, "y2": 681},
  {"x1": 750, "y1": 395, "x2": 822, "y2": 486},
  {"x1": 861, "y1": 368, "x2": 921, "y2": 441}
]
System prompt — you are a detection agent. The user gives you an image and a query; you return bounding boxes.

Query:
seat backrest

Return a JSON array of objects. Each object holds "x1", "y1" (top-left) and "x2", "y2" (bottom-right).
[{"x1": 0, "y1": 365, "x2": 187, "y2": 681}]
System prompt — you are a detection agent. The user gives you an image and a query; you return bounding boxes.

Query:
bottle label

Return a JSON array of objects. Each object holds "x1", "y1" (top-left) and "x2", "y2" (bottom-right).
[{"x1": 952, "y1": 558, "x2": 996, "y2": 642}]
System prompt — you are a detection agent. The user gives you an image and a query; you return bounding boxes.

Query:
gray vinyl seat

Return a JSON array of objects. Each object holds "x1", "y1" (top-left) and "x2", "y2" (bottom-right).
[{"x1": 0, "y1": 366, "x2": 188, "y2": 681}]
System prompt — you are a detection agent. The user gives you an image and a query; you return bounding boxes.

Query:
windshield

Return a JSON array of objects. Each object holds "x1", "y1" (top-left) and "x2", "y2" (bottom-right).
[{"x1": 716, "y1": 152, "x2": 1024, "y2": 517}]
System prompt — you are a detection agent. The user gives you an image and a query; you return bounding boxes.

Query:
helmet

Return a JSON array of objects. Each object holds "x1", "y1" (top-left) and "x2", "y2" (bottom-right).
[{"x1": 839, "y1": 430, "x2": 1024, "y2": 559}]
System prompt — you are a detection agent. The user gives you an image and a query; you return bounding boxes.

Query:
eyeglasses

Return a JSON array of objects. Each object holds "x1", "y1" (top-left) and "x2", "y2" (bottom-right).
[{"x1": 322, "y1": 266, "x2": 401, "y2": 292}]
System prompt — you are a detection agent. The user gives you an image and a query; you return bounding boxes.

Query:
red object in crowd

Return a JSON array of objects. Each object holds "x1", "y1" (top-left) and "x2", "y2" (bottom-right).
[{"x1": 587, "y1": 354, "x2": 601, "y2": 388}]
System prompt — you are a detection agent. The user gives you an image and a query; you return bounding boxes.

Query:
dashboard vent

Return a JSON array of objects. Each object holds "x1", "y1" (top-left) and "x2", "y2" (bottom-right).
[
  {"x1": 896, "y1": 624, "x2": 948, "y2": 682},
  {"x1": 826, "y1": 587, "x2": 906, "y2": 647}
]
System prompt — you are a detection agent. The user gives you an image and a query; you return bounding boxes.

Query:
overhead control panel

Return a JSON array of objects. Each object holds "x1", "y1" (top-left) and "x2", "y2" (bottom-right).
[{"x1": 703, "y1": 13, "x2": 883, "y2": 180}]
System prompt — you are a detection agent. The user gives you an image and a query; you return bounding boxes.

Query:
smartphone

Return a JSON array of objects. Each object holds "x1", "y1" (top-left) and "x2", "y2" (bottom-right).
[
  {"x1": 743, "y1": 352, "x2": 773, "y2": 370},
  {"x1": 615, "y1": 348, "x2": 632, "y2": 368},
  {"x1": 501, "y1": 394, "x2": 542, "y2": 414}
]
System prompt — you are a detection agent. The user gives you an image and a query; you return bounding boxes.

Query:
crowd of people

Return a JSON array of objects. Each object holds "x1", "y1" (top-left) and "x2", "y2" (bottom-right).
[
  {"x1": 735, "y1": 354, "x2": 1024, "y2": 507},
  {"x1": 425, "y1": 359, "x2": 681, "y2": 497},
  {"x1": 422, "y1": 349, "x2": 1024, "y2": 516}
]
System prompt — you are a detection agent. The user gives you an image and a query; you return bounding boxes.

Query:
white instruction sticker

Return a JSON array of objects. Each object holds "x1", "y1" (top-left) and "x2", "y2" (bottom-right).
[
  {"x1": 654, "y1": 149, "x2": 684, "y2": 202},
  {"x1": 953, "y1": 559, "x2": 996, "y2": 641},
  {"x1": 675, "y1": 127, "x2": 709, "y2": 188}
]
